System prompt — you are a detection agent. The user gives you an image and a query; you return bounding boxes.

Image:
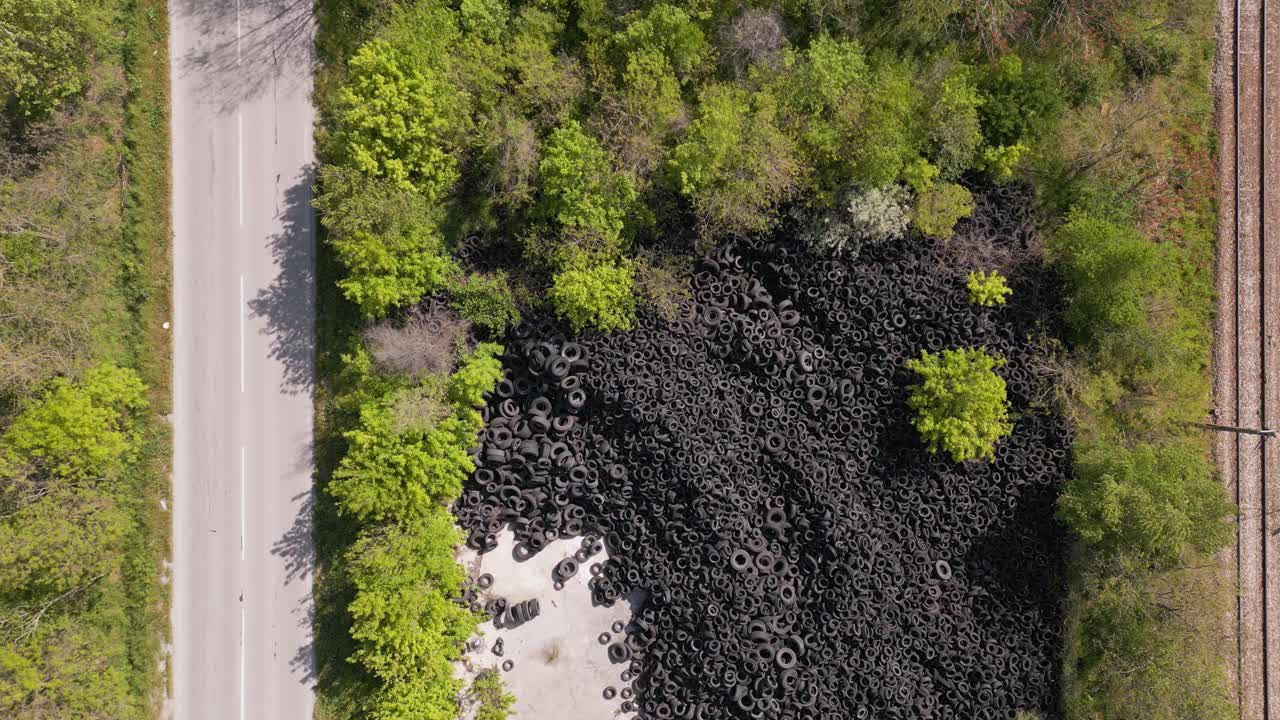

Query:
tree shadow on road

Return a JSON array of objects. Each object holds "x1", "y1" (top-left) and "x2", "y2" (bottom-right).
[
  {"x1": 173, "y1": 0, "x2": 314, "y2": 116},
  {"x1": 272, "y1": 487, "x2": 316, "y2": 585},
  {"x1": 249, "y1": 167, "x2": 315, "y2": 396}
]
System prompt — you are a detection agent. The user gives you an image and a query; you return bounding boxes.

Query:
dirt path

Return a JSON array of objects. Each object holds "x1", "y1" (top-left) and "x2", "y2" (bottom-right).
[{"x1": 1214, "y1": 0, "x2": 1280, "y2": 716}]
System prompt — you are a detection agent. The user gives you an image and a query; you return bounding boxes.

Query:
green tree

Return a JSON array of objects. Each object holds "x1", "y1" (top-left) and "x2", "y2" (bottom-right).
[
  {"x1": 460, "y1": 0, "x2": 508, "y2": 41},
  {"x1": 978, "y1": 53, "x2": 1062, "y2": 147},
  {"x1": 331, "y1": 39, "x2": 467, "y2": 197},
  {"x1": 364, "y1": 674, "x2": 463, "y2": 720},
  {"x1": 1058, "y1": 440, "x2": 1233, "y2": 567},
  {"x1": 508, "y1": 7, "x2": 584, "y2": 124},
  {"x1": 927, "y1": 64, "x2": 983, "y2": 180},
  {"x1": 967, "y1": 270, "x2": 1012, "y2": 307},
  {"x1": 1065, "y1": 556, "x2": 1236, "y2": 720},
  {"x1": 849, "y1": 58, "x2": 925, "y2": 187},
  {"x1": 447, "y1": 343, "x2": 504, "y2": 408},
  {"x1": 778, "y1": 34, "x2": 869, "y2": 193},
  {"x1": 449, "y1": 272, "x2": 521, "y2": 334},
  {"x1": 912, "y1": 182, "x2": 974, "y2": 240},
  {"x1": 314, "y1": 165, "x2": 459, "y2": 318},
  {"x1": 536, "y1": 120, "x2": 638, "y2": 262},
  {"x1": 548, "y1": 255, "x2": 637, "y2": 333},
  {"x1": 0, "y1": 486, "x2": 126, "y2": 599},
  {"x1": 1046, "y1": 210, "x2": 1168, "y2": 348},
  {"x1": 345, "y1": 515, "x2": 477, "y2": 684},
  {"x1": 612, "y1": 4, "x2": 710, "y2": 83},
  {"x1": 668, "y1": 84, "x2": 800, "y2": 236},
  {"x1": 0, "y1": 364, "x2": 146, "y2": 482},
  {"x1": 470, "y1": 668, "x2": 516, "y2": 720},
  {"x1": 0, "y1": 617, "x2": 132, "y2": 718},
  {"x1": 593, "y1": 46, "x2": 685, "y2": 178},
  {"x1": 906, "y1": 347, "x2": 1012, "y2": 462},
  {"x1": 329, "y1": 400, "x2": 482, "y2": 523},
  {"x1": 0, "y1": 0, "x2": 85, "y2": 121}
]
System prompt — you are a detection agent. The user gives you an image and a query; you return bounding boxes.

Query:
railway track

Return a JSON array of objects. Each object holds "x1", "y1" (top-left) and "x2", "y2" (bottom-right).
[{"x1": 1217, "y1": 0, "x2": 1280, "y2": 716}]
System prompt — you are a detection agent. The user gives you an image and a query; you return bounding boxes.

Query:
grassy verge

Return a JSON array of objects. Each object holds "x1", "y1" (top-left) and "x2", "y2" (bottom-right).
[
  {"x1": 120, "y1": 0, "x2": 174, "y2": 712},
  {"x1": 1033, "y1": 0, "x2": 1237, "y2": 715},
  {"x1": 0, "y1": 0, "x2": 171, "y2": 715}
]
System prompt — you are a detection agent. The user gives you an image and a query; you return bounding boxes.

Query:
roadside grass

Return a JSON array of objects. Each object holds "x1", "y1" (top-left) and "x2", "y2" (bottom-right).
[
  {"x1": 0, "y1": 0, "x2": 172, "y2": 715},
  {"x1": 1039, "y1": 0, "x2": 1237, "y2": 714},
  {"x1": 120, "y1": 0, "x2": 174, "y2": 712}
]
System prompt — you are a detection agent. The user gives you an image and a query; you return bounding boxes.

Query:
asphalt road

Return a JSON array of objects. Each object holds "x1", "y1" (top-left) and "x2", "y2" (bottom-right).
[{"x1": 169, "y1": 0, "x2": 316, "y2": 718}]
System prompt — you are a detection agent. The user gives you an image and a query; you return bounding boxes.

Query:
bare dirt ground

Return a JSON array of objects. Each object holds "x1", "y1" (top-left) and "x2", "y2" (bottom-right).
[
  {"x1": 1213, "y1": 0, "x2": 1280, "y2": 716},
  {"x1": 455, "y1": 531, "x2": 639, "y2": 720}
]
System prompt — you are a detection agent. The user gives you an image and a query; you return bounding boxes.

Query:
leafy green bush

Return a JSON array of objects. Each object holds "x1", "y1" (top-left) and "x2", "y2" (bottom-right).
[
  {"x1": 979, "y1": 141, "x2": 1027, "y2": 183},
  {"x1": 1058, "y1": 440, "x2": 1233, "y2": 568},
  {"x1": 329, "y1": 399, "x2": 482, "y2": 524},
  {"x1": 668, "y1": 84, "x2": 800, "y2": 236},
  {"x1": 345, "y1": 514, "x2": 477, "y2": 684},
  {"x1": 912, "y1": 182, "x2": 974, "y2": 240},
  {"x1": 0, "y1": 485, "x2": 128, "y2": 598},
  {"x1": 978, "y1": 53, "x2": 1062, "y2": 147},
  {"x1": 906, "y1": 347, "x2": 1012, "y2": 462},
  {"x1": 612, "y1": 3, "x2": 710, "y2": 82},
  {"x1": 459, "y1": 0, "x2": 508, "y2": 42},
  {"x1": 331, "y1": 38, "x2": 467, "y2": 197},
  {"x1": 0, "y1": 0, "x2": 85, "y2": 121},
  {"x1": 537, "y1": 120, "x2": 639, "y2": 261},
  {"x1": 548, "y1": 255, "x2": 637, "y2": 333},
  {"x1": 450, "y1": 272, "x2": 521, "y2": 334},
  {"x1": 967, "y1": 271, "x2": 1011, "y2": 307},
  {"x1": 926, "y1": 65, "x2": 983, "y2": 180},
  {"x1": 448, "y1": 343, "x2": 504, "y2": 408},
  {"x1": 0, "y1": 363, "x2": 147, "y2": 482},
  {"x1": 315, "y1": 165, "x2": 459, "y2": 318},
  {"x1": 1046, "y1": 210, "x2": 1167, "y2": 348},
  {"x1": 901, "y1": 157, "x2": 940, "y2": 194}
]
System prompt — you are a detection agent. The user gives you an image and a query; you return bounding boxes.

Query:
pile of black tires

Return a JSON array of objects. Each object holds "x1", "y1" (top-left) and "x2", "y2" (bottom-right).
[{"x1": 455, "y1": 191, "x2": 1070, "y2": 719}]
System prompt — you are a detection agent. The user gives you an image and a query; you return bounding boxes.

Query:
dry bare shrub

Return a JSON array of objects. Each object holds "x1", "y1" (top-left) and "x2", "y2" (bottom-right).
[
  {"x1": 483, "y1": 106, "x2": 539, "y2": 207},
  {"x1": 720, "y1": 9, "x2": 787, "y2": 78},
  {"x1": 633, "y1": 249, "x2": 692, "y2": 321},
  {"x1": 939, "y1": 184, "x2": 1042, "y2": 276},
  {"x1": 363, "y1": 304, "x2": 470, "y2": 379},
  {"x1": 388, "y1": 383, "x2": 450, "y2": 434}
]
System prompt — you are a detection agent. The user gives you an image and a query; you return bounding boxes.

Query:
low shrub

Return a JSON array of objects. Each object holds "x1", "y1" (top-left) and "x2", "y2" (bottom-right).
[
  {"x1": 548, "y1": 255, "x2": 637, "y2": 333},
  {"x1": 804, "y1": 185, "x2": 911, "y2": 258},
  {"x1": 469, "y1": 668, "x2": 516, "y2": 720},
  {"x1": 449, "y1": 272, "x2": 521, "y2": 335},
  {"x1": 1046, "y1": 210, "x2": 1167, "y2": 349},
  {"x1": 967, "y1": 270, "x2": 1012, "y2": 307},
  {"x1": 906, "y1": 347, "x2": 1012, "y2": 462},
  {"x1": 1058, "y1": 439, "x2": 1233, "y2": 568},
  {"x1": 913, "y1": 182, "x2": 974, "y2": 240}
]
